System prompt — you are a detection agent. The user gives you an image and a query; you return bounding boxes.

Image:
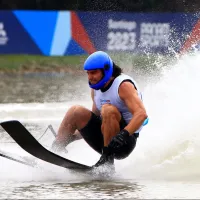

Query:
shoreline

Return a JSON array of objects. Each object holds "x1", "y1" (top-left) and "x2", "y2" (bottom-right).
[
  {"x1": 0, "y1": 54, "x2": 86, "y2": 74},
  {"x1": 0, "y1": 66, "x2": 84, "y2": 76},
  {"x1": 0, "y1": 54, "x2": 171, "y2": 75}
]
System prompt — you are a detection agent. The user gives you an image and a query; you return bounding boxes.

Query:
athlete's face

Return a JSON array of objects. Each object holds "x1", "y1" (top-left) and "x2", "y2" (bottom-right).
[{"x1": 86, "y1": 69, "x2": 103, "y2": 84}]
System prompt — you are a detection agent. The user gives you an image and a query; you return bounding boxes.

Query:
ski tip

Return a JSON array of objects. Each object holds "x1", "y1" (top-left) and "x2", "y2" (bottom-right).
[
  {"x1": 0, "y1": 120, "x2": 22, "y2": 127},
  {"x1": 1, "y1": 120, "x2": 20, "y2": 124}
]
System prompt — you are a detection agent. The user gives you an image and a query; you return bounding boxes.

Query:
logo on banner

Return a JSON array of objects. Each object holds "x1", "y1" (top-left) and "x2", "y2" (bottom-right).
[
  {"x1": 107, "y1": 19, "x2": 137, "y2": 51},
  {"x1": 0, "y1": 22, "x2": 8, "y2": 45},
  {"x1": 139, "y1": 23, "x2": 170, "y2": 48}
]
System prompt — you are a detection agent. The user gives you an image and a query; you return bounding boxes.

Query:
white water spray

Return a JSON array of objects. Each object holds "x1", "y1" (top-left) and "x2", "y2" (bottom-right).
[
  {"x1": 119, "y1": 52, "x2": 200, "y2": 180},
  {"x1": 1, "y1": 52, "x2": 200, "y2": 181}
]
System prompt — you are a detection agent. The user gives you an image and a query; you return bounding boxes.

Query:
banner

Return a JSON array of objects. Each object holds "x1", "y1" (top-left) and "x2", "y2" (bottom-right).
[
  {"x1": 0, "y1": 11, "x2": 42, "y2": 54},
  {"x1": 78, "y1": 12, "x2": 199, "y2": 54},
  {"x1": 0, "y1": 11, "x2": 199, "y2": 55}
]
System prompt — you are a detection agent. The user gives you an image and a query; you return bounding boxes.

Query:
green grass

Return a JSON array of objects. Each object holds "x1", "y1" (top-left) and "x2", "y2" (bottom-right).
[
  {"x1": 0, "y1": 54, "x2": 172, "y2": 73},
  {"x1": 0, "y1": 55, "x2": 88, "y2": 71}
]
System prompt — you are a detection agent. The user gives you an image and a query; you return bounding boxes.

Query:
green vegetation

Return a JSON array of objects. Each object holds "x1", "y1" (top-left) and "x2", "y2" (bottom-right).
[
  {"x1": 0, "y1": 54, "x2": 172, "y2": 74},
  {"x1": 0, "y1": 55, "x2": 87, "y2": 72}
]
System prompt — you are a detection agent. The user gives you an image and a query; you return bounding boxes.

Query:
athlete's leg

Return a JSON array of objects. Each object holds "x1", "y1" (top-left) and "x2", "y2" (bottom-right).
[
  {"x1": 51, "y1": 105, "x2": 92, "y2": 152},
  {"x1": 101, "y1": 104, "x2": 121, "y2": 146},
  {"x1": 79, "y1": 112, "x2": 104, "y2": 154},
  {"x1": 94, "y1": 104, "x2": 122, "y2": 167},
  {"x1": 94, "y1": 104, "x2": 139, "y2": 167}
]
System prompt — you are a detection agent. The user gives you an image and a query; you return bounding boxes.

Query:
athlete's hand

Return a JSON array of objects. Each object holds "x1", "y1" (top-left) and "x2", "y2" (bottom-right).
[{"x1": 109, "y1": 129, "x2": 130, "y2": 149}]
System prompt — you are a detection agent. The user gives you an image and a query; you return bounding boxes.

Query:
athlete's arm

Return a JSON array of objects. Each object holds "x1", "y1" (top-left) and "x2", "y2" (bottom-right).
[
  {"x1": 119, "y1": 81, "x2": 148, "y2": 135},
  {"x1": 91, "y1": 89, "x2": 100, "y2": 116}
]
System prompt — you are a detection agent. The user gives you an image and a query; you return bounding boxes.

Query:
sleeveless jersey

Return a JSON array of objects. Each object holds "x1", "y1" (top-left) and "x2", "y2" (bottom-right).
[{"x1": 94, "y1": 74, "x2": 145, "y2": 133}]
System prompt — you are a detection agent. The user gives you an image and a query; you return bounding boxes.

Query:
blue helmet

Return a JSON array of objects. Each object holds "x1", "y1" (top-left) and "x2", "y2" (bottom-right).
[{"x1": 83, "y1": 51, "x2": 113, "y2": 90}]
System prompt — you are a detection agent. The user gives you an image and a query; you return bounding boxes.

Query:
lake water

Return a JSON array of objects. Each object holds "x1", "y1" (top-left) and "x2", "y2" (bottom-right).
[{"x1": 1, "y1": 53, "x2": 200, "y2": 199}]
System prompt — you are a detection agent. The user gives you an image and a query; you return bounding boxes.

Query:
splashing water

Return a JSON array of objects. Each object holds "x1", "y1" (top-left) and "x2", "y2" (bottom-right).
[
  {"x1": 1, "y1": 52, "x2": 200, "y2": 182},
  {"x1": 118, "y1": 52, "x2": 200, "y2": 180}
]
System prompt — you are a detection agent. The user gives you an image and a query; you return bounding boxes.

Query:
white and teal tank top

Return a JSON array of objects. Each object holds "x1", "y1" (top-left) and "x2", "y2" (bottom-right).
[{"x1": 94, "y1": 73, "x2": 148, "y2": 133}]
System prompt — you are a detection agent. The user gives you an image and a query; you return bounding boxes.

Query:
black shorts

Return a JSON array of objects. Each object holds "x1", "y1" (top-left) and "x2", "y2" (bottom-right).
[{"x1": 79, "y1": 112, "x2": 138, "y2": 160}]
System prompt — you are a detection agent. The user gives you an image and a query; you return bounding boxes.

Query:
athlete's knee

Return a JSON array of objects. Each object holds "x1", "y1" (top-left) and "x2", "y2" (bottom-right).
[
  {"x1": 73, "y1": 105, "x2": 87, "y2": 116},
  {"x1": 101, "y1": 104, "x2": 121, "y2": 122},
  {"x1": 72, "y1": 105, "x2": 92, "y2": 129}
]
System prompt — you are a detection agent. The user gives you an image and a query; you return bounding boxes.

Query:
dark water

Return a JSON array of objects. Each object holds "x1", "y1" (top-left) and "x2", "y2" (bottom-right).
[
  {"x1": 0, "y1": 68, "x2": 155, "y2": 104},
  {"x1": 0, "y1": 73, "x2": 91, "y2": 103}
]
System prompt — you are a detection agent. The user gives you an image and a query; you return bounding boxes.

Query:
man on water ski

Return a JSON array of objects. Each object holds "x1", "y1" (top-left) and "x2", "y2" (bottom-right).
[{"x1": 52, "y1": 51, "x2": 148, "y2": 171}]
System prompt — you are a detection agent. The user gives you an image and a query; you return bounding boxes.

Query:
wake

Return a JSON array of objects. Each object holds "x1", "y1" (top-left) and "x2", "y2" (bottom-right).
[{"x1": 118, "y1": 52, "x2": 200, "y2": 180}]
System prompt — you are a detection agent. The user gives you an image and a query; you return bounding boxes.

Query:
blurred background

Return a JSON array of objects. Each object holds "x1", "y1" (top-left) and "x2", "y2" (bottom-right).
[{"x1": 0, "y1": 0, "x2": 199, "y2": 102}]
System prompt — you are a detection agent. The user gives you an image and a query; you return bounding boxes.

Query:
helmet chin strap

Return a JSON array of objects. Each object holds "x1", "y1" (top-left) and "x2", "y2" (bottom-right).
[
  {"x1": 89, "y1": 69, "x2": 106, "y2": 90},
  {"x1": 90, "y1": 77, "x2": 114, "y2": 91},
  {"x1": 89, "y1": 78, "x2": 106, "y2": 90}
]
